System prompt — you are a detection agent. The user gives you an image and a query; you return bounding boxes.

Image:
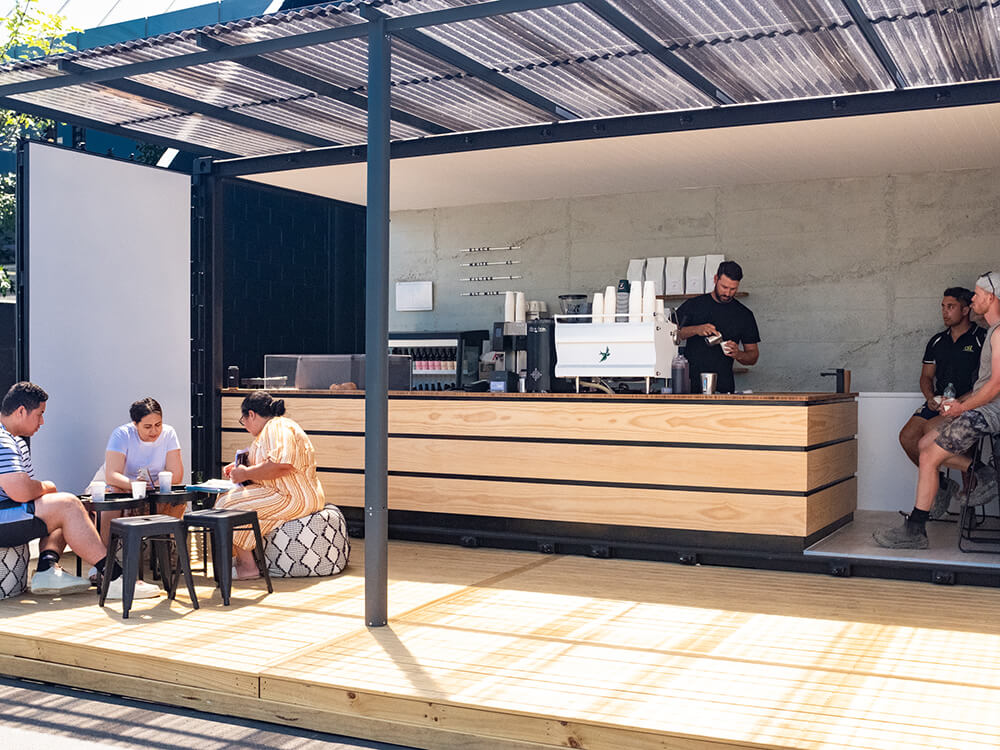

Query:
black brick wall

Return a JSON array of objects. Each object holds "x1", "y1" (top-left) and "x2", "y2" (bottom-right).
[
  {"x1": 0, "y1": 302, "x2": 14, "y2": 396},
  {"x1": 220, "y1": 179, "x2": 365, "y2": 379}
]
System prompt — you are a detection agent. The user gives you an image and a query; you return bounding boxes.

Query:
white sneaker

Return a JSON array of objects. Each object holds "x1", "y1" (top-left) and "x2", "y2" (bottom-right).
[
  {"x1": 30, "y1": 566, "x2": 92, "y2": 596},
  {"x1": 104, "y1": 577, "x2": 162, "y2": 600}
]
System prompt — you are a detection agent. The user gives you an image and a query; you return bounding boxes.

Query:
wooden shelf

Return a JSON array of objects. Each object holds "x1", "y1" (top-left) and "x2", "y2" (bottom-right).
[{"x1": 656, "y1": 292, "x2": 749, "y2": 300}]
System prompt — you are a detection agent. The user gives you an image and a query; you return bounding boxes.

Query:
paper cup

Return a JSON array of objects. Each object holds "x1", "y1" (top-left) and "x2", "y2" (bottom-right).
[
  {"x1": 591, "y1": 292, "x2": 603, "y2": 323},
  {"x1": 503, "y1": 291, "x2": 516, "y2": 322},
  {"x1": 514, "y1": 292, "x2": 526, "y2": 323},
  {"x1": 88, "y1": 481, "x2": 105, "y2": 502},
  {"x1": 628, "y1": 286, "x2": 642, "y2": 322},
  {"x1": 130, "y1": 480, "x2": 147, "y2": 499},
  {"x1": 603, "y1": 286, "x2": 617, "y2": 321},
  {"x1": 158, "y1": 471, "x2": 173, "y2": 494}
]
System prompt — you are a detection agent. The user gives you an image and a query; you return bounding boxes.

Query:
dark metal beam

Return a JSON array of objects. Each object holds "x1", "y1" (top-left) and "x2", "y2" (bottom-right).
[
  {"x1": 384, "y1": 0, "x2": 576, "y2": 33},
  {"x1": 0, "y1": 95, "x2": 237, "y2": 157},
  {"x1": 59, "y1": 60, "x2": 335, "y2": 148},
  {"x1": 361, "y1": 5, "x2": 579, "y2": 121},
  {"x1": 579, "y1": 0, "x2": 734, "y2": 105},
  {"x1": 840, "y1": 0, "x2": 906, "y2": 89},
  {"x1": 0, "y1": 0, "x2": 579, "y2": 100},
  {"x1": 195, "y1": 33, "x2": 451, "y2": 136},
  {"x1": 211, "y1": 79, "x2": 1000, "y2": 177},
  {"x1": 364, "y1": 13, "x2": 391, "y2": 629}
]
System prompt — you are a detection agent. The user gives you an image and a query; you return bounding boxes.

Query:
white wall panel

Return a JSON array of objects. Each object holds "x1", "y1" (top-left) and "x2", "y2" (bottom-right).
[{"x1": 25, "y1": 142, "x2": 191, "y2": 492}]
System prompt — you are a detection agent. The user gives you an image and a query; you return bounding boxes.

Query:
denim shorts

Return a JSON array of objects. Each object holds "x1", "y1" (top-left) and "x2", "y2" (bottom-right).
[
  {"x1": 0, "y1": 501, "x2": 49, "y2": 546},
  {"x1": 935, "y1": 410, "x2": 991, "y2": 455}
]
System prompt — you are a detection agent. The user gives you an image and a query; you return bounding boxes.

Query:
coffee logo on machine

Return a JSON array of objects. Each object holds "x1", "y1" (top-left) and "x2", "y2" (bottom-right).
[{"x1": 599, "y1": 347, "x2": 611, "y2": 362}]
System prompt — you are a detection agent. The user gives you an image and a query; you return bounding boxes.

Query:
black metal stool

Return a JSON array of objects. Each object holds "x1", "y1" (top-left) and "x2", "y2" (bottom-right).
[
  {"x1": 182, "y1": 509, "x2": 272, "y2": 605},
  {"x1": 958, "y1": 434, "x2": 1000, "y2": 552},
  {"x1": 98, "y1": 514, "x2": 200, "y2": 619}
]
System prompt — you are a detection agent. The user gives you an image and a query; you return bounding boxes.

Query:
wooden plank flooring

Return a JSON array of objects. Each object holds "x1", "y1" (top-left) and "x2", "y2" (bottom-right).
[{"x1": 0, "y1": 540, "x2": 998, "y2": 749}]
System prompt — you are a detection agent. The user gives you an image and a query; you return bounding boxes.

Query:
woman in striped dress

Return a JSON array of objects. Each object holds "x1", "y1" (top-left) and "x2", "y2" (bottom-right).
[{"x1": 218, "y1": 391, "x2": 325, "y2": 579}]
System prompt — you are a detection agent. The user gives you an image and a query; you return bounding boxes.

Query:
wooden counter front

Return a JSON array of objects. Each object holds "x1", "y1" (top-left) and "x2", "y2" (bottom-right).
[{"x1": 220, "y1": 391, "x2": 857, "y2": 551}]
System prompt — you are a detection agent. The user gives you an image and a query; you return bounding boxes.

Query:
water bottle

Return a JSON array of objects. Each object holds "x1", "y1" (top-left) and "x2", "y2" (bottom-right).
[
  {"x1": 671, "y1": 353, "x2": 690, "y2": 394},
  {"x1": 941, "y1": 382, "x2": 957, "y2": 413}
]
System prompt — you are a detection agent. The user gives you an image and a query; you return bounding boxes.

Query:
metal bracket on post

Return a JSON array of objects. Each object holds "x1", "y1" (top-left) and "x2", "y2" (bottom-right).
[{"x1": 194, "y1": 157, "x2": 213, "y2": 175}]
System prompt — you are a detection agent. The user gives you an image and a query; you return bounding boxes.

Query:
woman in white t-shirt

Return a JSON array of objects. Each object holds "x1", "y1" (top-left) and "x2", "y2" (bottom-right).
[
  {"x1": 97, "y1": 398, "x2": 184, "y2": 542},
  {"x1": 105, "y1": 398, "x2": 182, "y2": 491}
]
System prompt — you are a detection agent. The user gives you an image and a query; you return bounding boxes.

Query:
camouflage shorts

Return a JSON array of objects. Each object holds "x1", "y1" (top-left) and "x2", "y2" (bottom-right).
[{"x1": 935, "y1": 410, "x2": 991, "y2": 454}]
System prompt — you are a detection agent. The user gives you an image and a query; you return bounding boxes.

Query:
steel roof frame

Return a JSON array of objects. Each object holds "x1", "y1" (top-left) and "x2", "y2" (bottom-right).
[
  {"x1": 840, "y1": 0, "x2": 906, "y2": 90},
  {"x1": 211, "y1": 78, "x2": 1000, "y2": 177},
  {"x1": 579, "y1": 0, "x2": 734, "y2": 105},
  {"x1": 58, "y1": 60, "x2": 337, "y2": 148},
  {"x1": 0, "y1": 0, "x2": 580, "y2": 100},
  {"x1": 0, "y1": 95, "x2": 238, "y2": 157},
  {"x1": 361, "y1": 5, "x2": 579, "y2": 120},
  {"x1": 194, "y1": 32, "x2": 452, "y2": 136}
]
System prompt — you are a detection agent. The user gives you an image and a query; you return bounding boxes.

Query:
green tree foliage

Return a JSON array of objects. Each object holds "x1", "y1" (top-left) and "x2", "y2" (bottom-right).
[
  {"x1": 2, "y1": 0, "x2": 76, "y2": 149},
  {"x1": 0, "y1": 1, "x2": 76, "y2": 272}
]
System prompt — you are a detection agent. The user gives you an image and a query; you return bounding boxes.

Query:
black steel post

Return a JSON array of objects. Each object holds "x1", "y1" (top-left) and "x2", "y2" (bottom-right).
[
  {"x1": 190, "y1": 162, "x2": 223, "y2": 484},
  {"x1": 364, "y1": 14, "x2": 391, "y2": 627},
  {"x1": 14, "y1": 141, "x2": 29, "y2": 382}
]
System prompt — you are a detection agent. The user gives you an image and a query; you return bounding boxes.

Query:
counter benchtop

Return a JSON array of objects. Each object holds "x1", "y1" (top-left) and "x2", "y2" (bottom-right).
[
  {"x1": 218, "y1": 387, "x2": 858, "y2": 546},
  {"x1": 221, "y1": 389, "x2": 856, "y2": 405}
]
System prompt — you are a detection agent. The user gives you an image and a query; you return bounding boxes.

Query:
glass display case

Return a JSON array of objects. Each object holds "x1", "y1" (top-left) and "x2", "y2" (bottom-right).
[
  {"x1": 388, "y1": 330, "x2": 489, "y2": 391},
  {"x1": 262, "y1": 354, "x2": 412, "y2": 391}
]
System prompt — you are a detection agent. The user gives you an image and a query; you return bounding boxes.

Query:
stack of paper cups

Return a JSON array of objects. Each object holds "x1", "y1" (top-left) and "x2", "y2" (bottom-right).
[
  {"x1": 514, "y1": 292, "x2": 526, "y2": 322},
  {"x1": 504, "y1": 291, "x2": 516, "y2": 322},
  {"x1": 642, "y1": 280, "x2": 656, "y2": 321},
  {"x1": 628, "y1": 286, "x2": 642, "y2": 322},
  {"x1": 591, "y1": 292, "x2": 604, "y2": 323},
  {"x1": 603, "y1": 286, "x2": 617, "y2": 321},
  {"x1": 655, "y1": 298, "x2": 666, "y2": 319}
]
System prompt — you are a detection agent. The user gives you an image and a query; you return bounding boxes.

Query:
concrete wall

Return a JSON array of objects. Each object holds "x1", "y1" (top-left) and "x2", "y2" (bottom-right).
[{"x1": 388, "y1": 167, "x2": 1000, "y2": 392}]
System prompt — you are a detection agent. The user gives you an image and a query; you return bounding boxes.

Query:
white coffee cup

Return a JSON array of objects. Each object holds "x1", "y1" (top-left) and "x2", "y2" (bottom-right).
[
  {"x1": 88, "y1": 481, "x2": 105, "y2": 502},
  {"x1": 158, "y1": 471, "x2": 172, "y2": 494},
  {"x1": 130, "y1": 480, "x2": 147, "y2": 499}
]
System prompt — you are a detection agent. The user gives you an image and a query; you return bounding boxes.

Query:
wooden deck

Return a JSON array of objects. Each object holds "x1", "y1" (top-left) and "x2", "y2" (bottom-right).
[{"x1": 0, "y1": 540, "x2": 999, "y2": 749}]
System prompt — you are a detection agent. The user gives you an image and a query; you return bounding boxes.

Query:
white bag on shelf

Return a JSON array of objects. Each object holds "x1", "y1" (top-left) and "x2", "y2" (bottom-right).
[
  {"x1": 704, "y1": 254, "x2": 725, "y2": 289},
  {"x1": 626, "y1": 258, "x2": 646, "y2": 285},
  {"x1": 685, "y1": 256, "x2": 706, "y2": 294},
  {"x1": 664, "y1": 257, "x2": 685, "y2": 295},
  {"x1": 645, "y1": 257, "x2": 665, "y2": 295}
]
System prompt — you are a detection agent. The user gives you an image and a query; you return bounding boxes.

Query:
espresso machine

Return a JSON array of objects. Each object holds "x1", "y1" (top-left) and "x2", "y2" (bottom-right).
[{"x1": 489, "y1": 320, "x2": 526, "y2": 392}]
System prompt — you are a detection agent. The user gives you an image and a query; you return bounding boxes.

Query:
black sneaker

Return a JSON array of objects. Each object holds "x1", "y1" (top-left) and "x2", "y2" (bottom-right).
[{"x1": 872, "y1": 515, "x2": 929, "y2": 549}]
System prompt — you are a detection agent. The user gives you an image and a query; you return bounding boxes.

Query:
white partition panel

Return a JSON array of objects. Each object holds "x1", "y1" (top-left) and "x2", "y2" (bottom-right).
[
  {"x1": 25, "y1": 142, "x2": 191, "y2": 492},
  {"x1": 857, "y1": 392, "x2": 925, "y2": 511}
]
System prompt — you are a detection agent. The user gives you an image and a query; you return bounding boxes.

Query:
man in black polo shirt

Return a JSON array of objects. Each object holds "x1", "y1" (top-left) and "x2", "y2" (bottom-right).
[
  {"x1": 676, "y1": 260, "x2": 760, "y2": 394},
  {"x1": 898, "y1": 287, "x2": 985, "y2": 518}
]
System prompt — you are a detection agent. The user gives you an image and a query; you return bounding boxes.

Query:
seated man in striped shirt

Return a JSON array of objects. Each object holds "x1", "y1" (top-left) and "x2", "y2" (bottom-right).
[{"x1": 0, "y1": 382, "x2": 158, "y2": 598}]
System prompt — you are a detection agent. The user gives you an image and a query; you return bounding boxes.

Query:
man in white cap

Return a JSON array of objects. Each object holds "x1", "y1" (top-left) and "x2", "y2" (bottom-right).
[{"x1": 874, "y1": 272, "x2": 1000, "y2": 548}]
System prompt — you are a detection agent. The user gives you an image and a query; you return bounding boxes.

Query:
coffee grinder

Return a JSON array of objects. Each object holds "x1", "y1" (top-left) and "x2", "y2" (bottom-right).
[{"x1": 526, "y1": 317, "x2": 566, "y2": 392}]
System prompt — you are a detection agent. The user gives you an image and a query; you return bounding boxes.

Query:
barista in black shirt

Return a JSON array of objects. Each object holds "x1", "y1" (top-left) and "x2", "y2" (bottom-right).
[{"x1": 676, "y1": 260, "x2": 760, "y2": 394}]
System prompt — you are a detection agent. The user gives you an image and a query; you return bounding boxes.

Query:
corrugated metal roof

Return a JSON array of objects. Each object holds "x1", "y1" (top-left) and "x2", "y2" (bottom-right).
[{"x1": 0, "y1": 0, "x2": 998, "y2": 158}]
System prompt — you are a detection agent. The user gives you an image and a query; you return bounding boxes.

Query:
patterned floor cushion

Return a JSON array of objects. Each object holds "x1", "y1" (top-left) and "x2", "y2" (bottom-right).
[
  {"x1": 264, "y1": 504, "x2": 350, "y2": 578},
  {"x1": 0, "y1": 544, "x2": 29, "y2": 599}
]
